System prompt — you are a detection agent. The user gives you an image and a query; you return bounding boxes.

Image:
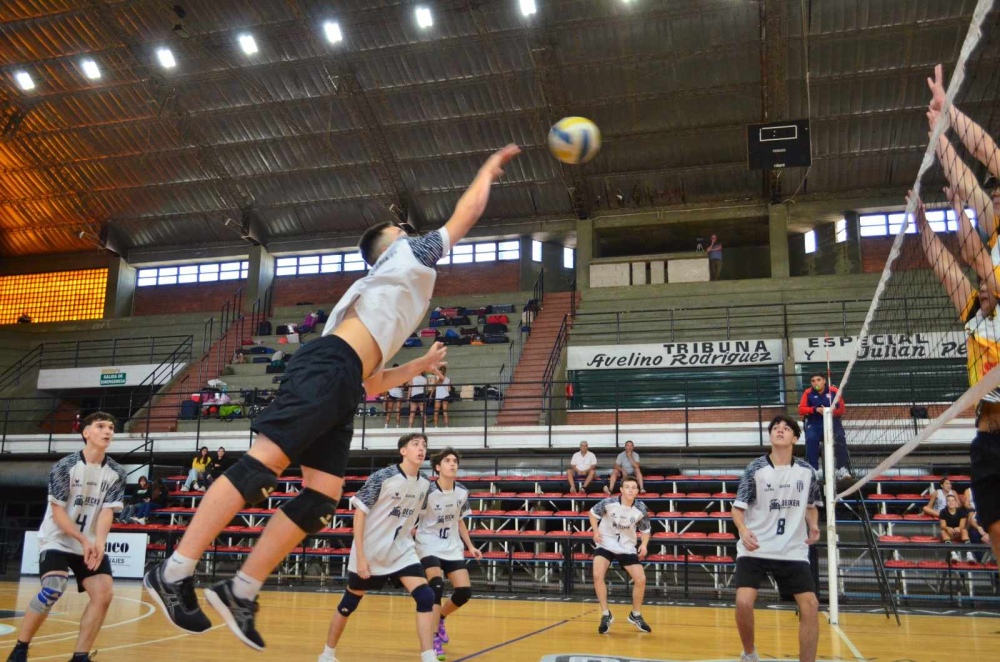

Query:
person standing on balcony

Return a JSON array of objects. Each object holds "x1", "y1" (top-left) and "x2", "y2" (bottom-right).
[{"x1": 706, "y1": 234, "x2": 723, "y2": 281}]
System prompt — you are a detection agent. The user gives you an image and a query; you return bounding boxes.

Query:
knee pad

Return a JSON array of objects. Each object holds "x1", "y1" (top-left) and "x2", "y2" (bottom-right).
[
  {"x1": 450, "y1": 586, "x2": 472, "y2": 608},
  {"x1": 224, "y1": 455, "x2": 278, "y2": 505},
  {"x1": 280, "y1": 488, "x2": 338, "y2": 534},
  {"x1": 411, "y1": 584, "x2": 436, "y2": 613},
  {"x1": 29, "y1": 574, "x2": 67, "y2": 614},
  {"x1": 428, "y1": 576, "x2": 444, "y2": 605},
  {"x1": 337, "y1": 590, "x2": 363, "y2": 617}
]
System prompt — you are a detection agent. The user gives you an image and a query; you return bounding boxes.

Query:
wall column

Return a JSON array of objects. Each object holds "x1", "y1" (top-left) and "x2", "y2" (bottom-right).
[
  {"x1": 103, "y1": 257, "x2": 136, "y2": 319},
  {"x1": 575, "y1": 217, "x2": 594, "y2": 289},
  {"x1": 243, "y1": 245, "x2": 275, "y2": 313},
  {"x1": 768, "y1": 204, "x2": 791, "y2": 279}
]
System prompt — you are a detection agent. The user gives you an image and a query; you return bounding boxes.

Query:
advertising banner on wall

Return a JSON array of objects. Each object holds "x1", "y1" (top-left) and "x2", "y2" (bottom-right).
[
  {"x1": 792, "y1": 332, "x2": 966, "y2": 363},
  {"x1": 569, "y1": 339, "x2": 784, "y2": 371},
  {"x1": 21, "y1": 532, "x2": 148, "y2": 579}
]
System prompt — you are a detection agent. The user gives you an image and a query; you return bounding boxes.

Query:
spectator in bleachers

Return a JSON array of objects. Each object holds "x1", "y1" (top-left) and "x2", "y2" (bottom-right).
[
  {"x1": 207, "y1": 447, "x2": 230, "y2": 488},
  {"x1": 384, "y1": 364, "x2": 404, "y2": 427},
  {"x1": 431, "y1": 366, "x2": 452, "y2": 427},
  {"x1": 408, "y1": 372, "x2": 429, "y2": 428},
  {"x1": 922, "y1": 477, "x2": 956, "y2": 518},
  {"x1": 17, "y1": 312, "x2": 31, "y2": 323},
  {"x1": 798, "y1": 372, "x2": 851, "y2": 479},
  {"x1": 119, "y1": 476, "x2": 151, "y2": 524},
  {"x1": 940, "y1": 494, "x2": 972, "y2": 562},
  {"x1": 605, "y1": 440, "x2": 645, "y2": 494},
  {"x1": 706, "y1": 234, "x2": 723, "y2": 280},
  {"x1": 567, "y1": 441, "x2": 598, "y2": 493},
  {"x1": 181, "y1": 447, "x2": 213, "y2": 491},
  {"x1": 962, "y1": 487, "x2": 991, "y2": 551},
  {"x1": 150, "y1": 478, "x2": 169, "y2": 510}
]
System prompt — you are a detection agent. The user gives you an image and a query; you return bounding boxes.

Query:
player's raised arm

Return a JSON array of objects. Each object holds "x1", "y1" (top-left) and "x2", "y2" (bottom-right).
[
  {"x1": 442, "y1": 145, "x2": 521, "y2": 247},
  {"x1": 908, "y1": 191, "x2": 973, "y2": 315}
]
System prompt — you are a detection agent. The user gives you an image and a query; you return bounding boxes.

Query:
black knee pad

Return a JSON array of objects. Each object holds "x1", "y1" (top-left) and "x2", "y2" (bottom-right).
[
  {"x1": 224, "y1": 455, "x2": 278, "y2": 505},
  {"x1": 428, "y1": 576, "x2": 444, "y2": 605},
  {"x1": 411, "y1": 584, "x2": 436, "y2": 613},
  {"x1": 280, "y1": 487, "x2": 338, "y2": 534},
  {"x1": 451, "y1": 586, "x2": 472, "y2": 608},
  {"x1": 337, "y1": 590, "x2": 363, "y2": 617}
]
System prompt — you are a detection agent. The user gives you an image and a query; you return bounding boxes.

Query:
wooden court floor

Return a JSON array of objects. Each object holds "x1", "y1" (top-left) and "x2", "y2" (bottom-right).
[{"x1": 0, "y1": 579, "x2": 996, "y2": 661}]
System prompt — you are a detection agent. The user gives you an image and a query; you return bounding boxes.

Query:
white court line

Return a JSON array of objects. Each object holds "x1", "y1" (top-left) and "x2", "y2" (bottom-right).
[
  {"x1": 825, "y1": 612, "x2": 866, "y2": 662},
  {"x1": 0, "y1": 597, "x2": 154, "y2": 647},
  {"x1": 26, "y1": 626, "x2": 225, "y2": 661}
]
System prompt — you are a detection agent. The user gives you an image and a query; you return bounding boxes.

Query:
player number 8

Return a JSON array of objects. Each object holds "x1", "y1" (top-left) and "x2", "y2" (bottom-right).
[{"x1": 776, "y1": 518, "x2": 786, "y2": 535}]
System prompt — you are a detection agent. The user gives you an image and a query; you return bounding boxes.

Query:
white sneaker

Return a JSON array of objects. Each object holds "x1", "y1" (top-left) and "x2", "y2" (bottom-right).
[
  {"x1": 603, "y1": 485, "x2": 610, "y2": 494},
  {"x1": 740, "y1": 649, "x2": 759, "y2": 662},
  {"x1": 950, "y1": 551, "x2": 961, "y2": 563},
  {"x1": 835, "y1": 467, "x2": 852, "y2": 481},
  {"x1": 317, "y1": 656, "x2": 339, "y2": 662},
  {"x1": 180, "y1": 485, "x2": 190, "y2": 492},
  {"x1": 966, "y1": 551, "x2": 977, "y2": 563}
]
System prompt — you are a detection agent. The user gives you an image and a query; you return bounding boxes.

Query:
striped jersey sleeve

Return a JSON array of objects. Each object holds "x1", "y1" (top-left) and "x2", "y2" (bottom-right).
[
  {"x1": 408, "y1": 228, "x2": 450, "y2": 267},
  {"x1": 352, "y1": 466, "x2": 397, "y2": 513},
  {"x1": 735, "y1": 456, "x2": 768, "y2": 509},
  {"x1": 636, "y1": 501, "x2": 652, "y2": 533},
  {"x1": 104, "y1": 459, "x2": 128, "y2": 509},
  {"x1": 457, "y1": 482, "x2": 472, "y2": 515},
  {"x1": 47, "y1": 454, "x2": 77, "y2": 505},
  {"x1": 590, "y1": 497, "x2": 615, "y2": 518},
  {"x1": 799, "y1": 460, "x2": 823, "y2": 507}
]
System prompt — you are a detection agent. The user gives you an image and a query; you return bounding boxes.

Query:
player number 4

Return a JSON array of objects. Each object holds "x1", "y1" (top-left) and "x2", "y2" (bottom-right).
[
  {"x1": 776, "y1": 518, "x2": 786, "y2": 535},
  {"x1": 76, "y1": 513, "x2": 88, "y2": 532}
]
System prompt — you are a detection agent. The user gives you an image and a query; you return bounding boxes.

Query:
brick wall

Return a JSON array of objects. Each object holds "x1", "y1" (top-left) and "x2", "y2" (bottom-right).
[
  {"x1": 861, "y1": 234, "x2": 963, "y2": 274},
  {"x1": 133, "y1": 281, "x2": 243, "y2": 316}
]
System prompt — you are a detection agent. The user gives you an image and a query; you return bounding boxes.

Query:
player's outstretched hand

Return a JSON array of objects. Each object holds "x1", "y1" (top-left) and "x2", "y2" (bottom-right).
[
  {"x1": 807, "y1": 526, "x2": 821, "y2": 545},
  {"x1": 479, "y1": 144, "x2": 521, "y2": 182},
  {"x1": 906, "y1": 190, "x2": 927, "y2": 232},
  {"x1": 739, "y1": 528, "x2": 760, "y2": 552},
  {"x1": 356, "y1": 556, "x2": 371, "y2": 579},
  {"x1": 421, "y1": 342, "x2": 448, "y2": 378},
  {"x1": 927, "y1": 63, "x2": 947, "y2": 113}
]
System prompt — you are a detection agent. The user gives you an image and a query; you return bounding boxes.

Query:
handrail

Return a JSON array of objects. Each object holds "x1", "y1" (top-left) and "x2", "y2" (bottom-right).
[
  {"x1": 497, "y1": 268, "x2": 544, "y2": 397},
  {"x1": 540, "y1": 313, "x2": 570, "y2": 424}
]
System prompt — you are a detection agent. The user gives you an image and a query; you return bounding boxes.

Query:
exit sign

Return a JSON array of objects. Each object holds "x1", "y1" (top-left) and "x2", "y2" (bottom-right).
[{"x1": 100, "y1": 373, "x2": 126, "y2": 386}]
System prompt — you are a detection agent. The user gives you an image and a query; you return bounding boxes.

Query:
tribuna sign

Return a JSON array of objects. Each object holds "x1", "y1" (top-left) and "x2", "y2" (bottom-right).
[{"x1": 568, "y1": 340, "x2": 783, "y2": 371}]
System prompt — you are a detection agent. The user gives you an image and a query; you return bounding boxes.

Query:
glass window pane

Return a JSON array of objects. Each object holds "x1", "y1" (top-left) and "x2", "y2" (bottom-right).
[
  {"x1": 240, "y1": 269, "x2": 249, "y2": 279},
  {"x1": 835, "y1": 219, "x2": 846, "y2": 243},
  {"x1": 199, "y1": 263, "x2": 219, "y2": 274},
  {"x1": 563, "y1": 247, "x2": 574, "y2": 269},
  {"x1": 451, "y1": 245, "x2": 473, "y2": 264},
  {"x1": 275, "y1": 266, "x2": 297, "y2": 277},
  {"x1": 219, "y1": 271, "x2": 239, "y2": 280},
  {"x1": 321, "y1": 255, "x2": 341, "y2": 266},
  {"x1": 299, "y1": 256, "x2": 319, "y2": 266},
  {"x1": 498, "y1": 240, "x2": 519, "y2": 260},
  {"x1": 158, "y1": 275, "x2": 177, "y2": 285},
  {"x1": 241, "y1": 261, "x2": 249, "y2": 269},
  {"x1": 859, "y1": 225, "x2": 887, "y2": 237},
  {"x1": 804, "y1": 230, "x2": 816, "y2": 254},
  {"x1": 887, "y1": 213, "x2": 914, "y2": 235},
  {"x1": 498, "y1": 240, "x2": 519, "y2": 251},
  {"x1": 531, "y1": 240, "x2": 542, "y2": 262},
  {"x1": 159, "y1": 267, "x2": 178, "y2": 277},
  {"x1": 138, "y1": 269, "x2": 157, "y2": 279},
  {"x1": 220, "y1": 262, "x2": 241, "y2": 272},
  {"x1": 178, "y1": 273, "x2": 198, "y2": 284},
  {"x1": 321, "y1": 262, "x2": 342, "y2": 273},
  {"x1": 276, "y1": 257, "x2": 297, "y2": 268},
  {"x1": 137, "y1": 277, "x2": 157, "y2": 287},
  {"x1": 178, "y1": 265, "x2": 198, "y2": 275},
  {"x1": 925, "y1": 210, "x2": 947, "y2": 233},
  {"x1": 475, "y1": 243, "x2": 496, "y2": 262},
  {"x1": 298, "y1": 264, "x2": 320, "y2": 274},
  {"x1": 437, "y1": 251, "x2": 451, "y2": 265},
  {"x1": 199, "y1": 272, "x2": 218, "y2": 282},
  {"x1": 344, "y1": 253, "x2": 366, "y2": 271}
]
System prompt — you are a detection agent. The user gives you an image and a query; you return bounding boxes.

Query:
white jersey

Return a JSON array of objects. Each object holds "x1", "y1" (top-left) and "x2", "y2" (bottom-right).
[
  {"x1": 38, "y1": 451, "x2": 126, "y2": 556},
  {"x1": 590, "y1": 497, "x2": 651, "y2": 556},
  {"x1": 734, "y1": 455, "x2": 821, "y2": 562},
  {"x1": 349, "y1": 465, "x2": 430, "y2": 575},
  {"x1": 323, "y1": 228, "x2": 451, "y2": 372},
  {"x1": 415, "y1": 481, "x2": 471, "y2": 561}
]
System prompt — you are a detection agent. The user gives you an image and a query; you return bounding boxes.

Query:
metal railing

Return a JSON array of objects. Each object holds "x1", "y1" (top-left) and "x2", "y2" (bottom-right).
[{"x1": 498, "y1": 268, "x2": 543, "y2": 397}]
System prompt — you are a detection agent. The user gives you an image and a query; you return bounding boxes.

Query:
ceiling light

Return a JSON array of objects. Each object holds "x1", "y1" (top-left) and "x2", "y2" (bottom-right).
[
  {"x1": 323, "y1": 20, "x2": 343, "y2": 44},
  {"x1": 519, "y1": 0, "x2": 537, "y2": 16},
  {"x1": 415, "y1": 6, "x2": 433, "y2": 29},
  {"x1": 81, "y1": 59, "x2": 101, "y2": 79},
  {"x1": 15, "y1": 72, "x2": 34, "y2": 91},
  {"x1": 156, "y1": 47, "x2": 176, "y2": 69},
  {"x1": 238, "y1": 34, "x2": 258, "y2": 55}
]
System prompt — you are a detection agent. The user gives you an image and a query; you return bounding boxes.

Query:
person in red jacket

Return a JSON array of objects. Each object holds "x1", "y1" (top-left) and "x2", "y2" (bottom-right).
[{"x1": 798, "y1": 373, "x2": 851, "y2": 479}]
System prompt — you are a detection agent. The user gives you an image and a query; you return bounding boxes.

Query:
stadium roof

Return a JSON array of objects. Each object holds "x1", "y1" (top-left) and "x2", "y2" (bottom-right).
[{"x1": 0, "y1": 0, "x2": 990, "y2": 259}]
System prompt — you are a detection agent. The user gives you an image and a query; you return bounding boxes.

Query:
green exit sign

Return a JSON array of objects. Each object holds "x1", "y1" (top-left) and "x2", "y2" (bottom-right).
[{"x1": 100, "y1": 373, "x2": 126, "y2": 386}]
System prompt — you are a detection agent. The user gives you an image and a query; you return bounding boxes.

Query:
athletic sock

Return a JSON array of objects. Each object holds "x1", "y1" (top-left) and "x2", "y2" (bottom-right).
[
  {"x1": 232, "y1": 570, "x2": 263, "y2": 601},
  {"x1": 631, "y1": 611, "x2": 641, "y2": 617},
  {"x1": 321, "y1": 645, "x2": 336, "y2": 659},
  {"x1": 421, "y1": 650, "x2": 438, "y2": 662},
  {"x1": 602, "y1": 609, "x2": 611, "y2": 616},
  {"x1": 163, "y1": 552, "x2": 198, "y2": 583}
]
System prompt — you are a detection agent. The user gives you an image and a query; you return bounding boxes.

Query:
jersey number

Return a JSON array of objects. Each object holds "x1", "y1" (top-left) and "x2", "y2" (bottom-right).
[
  {"x1": 76, "y1": 514, "x2": 88, "y2": 532},
  {"x1": 393, "y1": 526, "x2": 403, "y2": 542},
  {"x1": 776, "y1": 518, "x2": 786, "y2": 535},
  {"x1": 439, "y1": 528, "x2": 450, "y2": 539}
]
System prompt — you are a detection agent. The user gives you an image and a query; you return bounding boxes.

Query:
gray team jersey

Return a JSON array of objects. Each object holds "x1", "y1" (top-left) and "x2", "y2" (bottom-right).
[
  {"x1": 349, "y1": 464, "x2": 430, "y2": 575},
  {"x1": 415, "y1": 481, "x2": 471, "y2": 561},
  {"x1": 734, "y1": 455, "x2": 822, "y2": 562},
  {"x1": 38, "y1": 451, "x2": 126, "y2": 555},
  {"x1": 590, "y1": 496, "x2": 651, "y2": 555}
]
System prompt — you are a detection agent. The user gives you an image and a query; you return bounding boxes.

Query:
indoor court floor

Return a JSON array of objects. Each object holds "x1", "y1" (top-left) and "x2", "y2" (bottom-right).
[{"x1": 0, "y1": 579, "x2": 996, "y2": 661}]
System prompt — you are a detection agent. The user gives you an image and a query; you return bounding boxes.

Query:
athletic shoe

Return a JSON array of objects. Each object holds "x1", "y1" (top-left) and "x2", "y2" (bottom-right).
[
  {"x1": 950, "y1": 551, "x2": 961, "y2": 563},
  {"x1": 433, "y1": 634, "x2": 445, "y2": 661},
  {"x1": 205, "y1": 578, "x2": 265, "y2": 651},
  {"x1": 627, "y1": 612, "x2": 651, "y2": 633},
  {"x1": 180, "y1": 485, "x2": 190, "y2": 491},
  {"x1": 143, "y1": 562, "x2": 211, "y2": 634},
  {"x1": 603, "y1": 485, "x2": 611, "y2": 494},
  {"x1": 835, "y1": 467, "x2": 852, "y2": 481},
  {"x1": 437, "y1": 618, "x2": 449, "y2": 643},
  {"x1": 6, "y1": 644, "x2": 28, "y2": 662},
  {"x1": 597, "y1": 612, "x2": 613, "y2": 634},
  {"x1": 966, "y1": 551, "x2": 977, "y2": 563},
  {"x1": 68, "y1": 652, "x2": 97, "y2": 661},
  {"x1": 740, "y1": 650, "x2": 759, "y2": 662}
]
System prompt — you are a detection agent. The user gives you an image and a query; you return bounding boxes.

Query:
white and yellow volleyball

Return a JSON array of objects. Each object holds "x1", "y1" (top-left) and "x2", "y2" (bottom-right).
[{"x1": 547, "y1": 116, "x2": 601, "y2": 165}]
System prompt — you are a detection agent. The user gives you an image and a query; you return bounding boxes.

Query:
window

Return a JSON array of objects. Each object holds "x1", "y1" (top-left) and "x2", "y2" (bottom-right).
[
  {"x1": 275, "y1": 257, "x2": 298, "y2": 277},
  {"x1": 437, "y1": 250, "x2": 451, "y2": 265},
  {"x1": 475, "y1": 242, "x2": 496, "y2": 262},
  {"x1": 343, "y1": 253, "x2": 366, "y2": 272},
  {"x1": 178, "y1": 265, "x2": 198, "y2": 284},
  {"x1": 451, "y1": 244, "x2": 474, "y2": 264},
  {"x1": 137, "y1": 269, "x2": 157, "y2": 287},
  {"x1": 925, "y1": 209, "x2": 948, "y2": 233},
  {"x1": 804, "y1": 230, "x2": 816, "y2": 254},
  {"x1": 157, "y1": 267, "x2": 177, "y2": 285},
  {"x1": 321, "y1": 255, "x2": 342, "y2": 273},
  {"x1": 198, "y1": 263, "x2": 219, "y2": 282},
  {"x1": 297, "y1": 256, "x2": 320, "y2": 275},
  {"x1": 136, "y1": 259, "x2": 250, "y2": 286},
  {"x1": 887, "y1": 213, "x2": 915, "y2": 235},
  {"x1": 563, "y1": 247, "x2": 574, "y2": 269},
  {"x1": 859, "y1": 214, "x2": 888, "y2": 237},
  {"x1": 835, "y1": 219, "x2": 847, "y2": 243},
  {"x1": 498, "y1": 240, "x2": 519, "y2": 260},
  {"x1": 532, "y1": 240, "x2": 542, "y2": 262}
]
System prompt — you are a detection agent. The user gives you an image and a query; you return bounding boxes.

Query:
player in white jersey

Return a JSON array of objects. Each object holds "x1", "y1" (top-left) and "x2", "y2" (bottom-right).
[
  {"x1": 732, "y1": 415, "x2": 821, "y2": 662},
  {"x1": 319, "y1": 433, "x2": 437, "y2": 662},
  {"x1": 415, "y1": 448, "x2": 483, "y2": 660},
  {"x1": 7, "y1": 413, "x2": 126, "y2": 662},
  {"x1": 588, "y1": 476, "x2": 652, "y2": 635},
  {"x1": 145, "y1": 145, "x2": 522, "y2": 649}
]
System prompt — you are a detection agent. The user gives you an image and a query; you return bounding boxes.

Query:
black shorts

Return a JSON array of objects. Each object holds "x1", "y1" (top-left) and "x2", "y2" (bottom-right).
[
  {"x1": 421, "y1": 556, "x2": 468, "y2": 575},
  {"x1": 251, "y1": 335, "x2": 364, "y2": 477},
  {"x1": 971, "y1": 431, "x2": 1000, "y2": 529},
  {"x1": 347, "y1": 563, "x2": 426, "y2": 591},
  {"x1": 593, "y1": 547, "x2": 641, "y2": 567},
  {"x1": 38, "y1": 549, "x2": 112, "y2": 592},
  {"x1": 735, "y1": 556, "x2": 815, "y2": 598}
]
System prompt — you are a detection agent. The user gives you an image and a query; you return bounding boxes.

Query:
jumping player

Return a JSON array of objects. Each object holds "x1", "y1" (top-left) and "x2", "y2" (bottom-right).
[
  {"x1": 415, "y1": 448, "x2": 483, "y2": 660},
  {"x1": 589, "y1": 475, "x2": 652, "y2": 635},
  {"x1": 318, "y1": 433, "x2": 435, "y2": 662},
  {"x1": 7, "y1": 412, "x2": 126, "y2": 662},
  {"x1": 144, "y1": 144, "x2": 521, "y2": 649}
]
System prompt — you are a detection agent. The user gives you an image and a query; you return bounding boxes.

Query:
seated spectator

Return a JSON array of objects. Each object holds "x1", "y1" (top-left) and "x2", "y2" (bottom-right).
[
  {"x1": 407, "y1": 372, "x2": 429, "y2": 428},
  {"x1": 605, "y1": 440, "x2": 645, "y2": 493},
  {"x1": 567, "y1": 441, "x2": 597, "y2": 493},
  {"x1": 962, "y1": 486, "x2": 990, "y2": 559},
  {"x1": 206, "y1": 447, "x2": 230, "y2": 487},
  {"x1": 181, "y1": 447, "x2": 213, "y2": 491},
  {"x1": 922, "y1": 477, "x2": 956, "y2": 518},
  {"x1": 940, "y1": 494, "x2": 971, "y2": 562},
  {"x1": 119, "y1": 475, "x2": 151, "y2": 523}
]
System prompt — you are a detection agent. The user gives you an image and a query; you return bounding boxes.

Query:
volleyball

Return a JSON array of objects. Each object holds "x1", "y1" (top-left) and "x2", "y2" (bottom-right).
[{"x1": 547, "y1": 116, "x2": 601, "y2": 165}]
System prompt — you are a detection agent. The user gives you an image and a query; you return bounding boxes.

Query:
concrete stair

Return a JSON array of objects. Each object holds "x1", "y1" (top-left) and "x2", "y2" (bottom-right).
[{"x1": 496, "y1": 291, "x2": 578, "y2": 426}]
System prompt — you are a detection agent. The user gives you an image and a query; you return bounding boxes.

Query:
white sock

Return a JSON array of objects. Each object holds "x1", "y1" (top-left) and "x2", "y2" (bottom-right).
[
  {"x1": 163, "y1": 552, "x2": 197, "y2": 583},
  {"x1": 602, "y1": 609, "x2": 610, "y2": 616},
  {"x1": 421, "y1": 650, "x2": 437, "y2": 662},
  {"x1": 631, "y1": 611, "x2": 641, "y2": 616},
  {"x1": 232, "y1": 571, "x2": 263, "y2": 601},
  {"x1": 319, "y1": 645, "x2": 336, "y2": 661}
]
